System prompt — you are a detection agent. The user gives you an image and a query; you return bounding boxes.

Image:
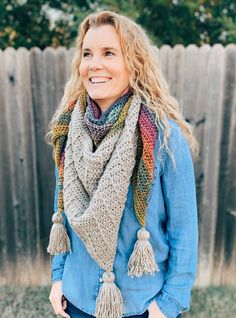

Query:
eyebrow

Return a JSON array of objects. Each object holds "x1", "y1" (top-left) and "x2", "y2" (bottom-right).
[{"x1": 82, "y1": 47, "x2": 119, "y2": 52}]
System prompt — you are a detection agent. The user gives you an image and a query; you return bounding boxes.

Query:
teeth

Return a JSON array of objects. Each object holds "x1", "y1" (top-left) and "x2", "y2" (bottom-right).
[{"x1": 90, "y1": 77, "x2": 111, "y2": 83}]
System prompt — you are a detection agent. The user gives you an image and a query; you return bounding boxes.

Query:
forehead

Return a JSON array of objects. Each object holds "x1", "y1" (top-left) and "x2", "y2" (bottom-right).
[{"x1": 82, "y1": 25, "x2": 121, "y2": 49}]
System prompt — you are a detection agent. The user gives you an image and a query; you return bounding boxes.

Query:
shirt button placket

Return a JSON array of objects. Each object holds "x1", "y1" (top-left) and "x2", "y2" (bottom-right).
[{"x1": 96, "y1": 267, "x2": 103, "y2": 296}]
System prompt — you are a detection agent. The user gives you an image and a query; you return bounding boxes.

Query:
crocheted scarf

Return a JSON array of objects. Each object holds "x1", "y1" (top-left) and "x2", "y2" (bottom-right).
[{"x1": 47, "y1": 91, "x2": 159, "y2": 318}]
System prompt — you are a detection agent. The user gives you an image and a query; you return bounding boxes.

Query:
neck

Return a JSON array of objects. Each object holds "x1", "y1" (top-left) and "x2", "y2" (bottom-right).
[{"x1": 96, "y1": 87, "x2": 131, "y2": 113}]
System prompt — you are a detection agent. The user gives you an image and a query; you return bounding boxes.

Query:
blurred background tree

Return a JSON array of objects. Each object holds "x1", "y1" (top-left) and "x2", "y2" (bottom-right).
[{"x1": 0, "y1": 0, "x2": 235, "y2": 50}]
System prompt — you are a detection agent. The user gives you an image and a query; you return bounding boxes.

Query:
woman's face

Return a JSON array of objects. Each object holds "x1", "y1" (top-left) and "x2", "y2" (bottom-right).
[{"x1": 79, "y1": 24, "x2": 130, "y2": 111}]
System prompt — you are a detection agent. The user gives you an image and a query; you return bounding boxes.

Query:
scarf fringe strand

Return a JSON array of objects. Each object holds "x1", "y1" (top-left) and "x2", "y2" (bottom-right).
[
  {"x1": 47, "y1": 212, "x2": 71, "y2": 255},
  {"x1": 95, "y1": 271, "x2": 124, "y2": 318},
  {"x1": 128, "y1": 227, "x2": 159, "y2": 278}
]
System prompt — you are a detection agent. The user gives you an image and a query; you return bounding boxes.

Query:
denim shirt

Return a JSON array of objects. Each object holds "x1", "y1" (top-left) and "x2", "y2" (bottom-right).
[{"x1": 51, "y1": 119, "x2": 199, "y2": 318}]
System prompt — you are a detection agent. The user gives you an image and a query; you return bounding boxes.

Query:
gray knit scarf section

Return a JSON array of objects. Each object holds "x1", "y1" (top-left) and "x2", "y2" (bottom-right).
[{"x1": 63, "y1": 93, "x2": 141, "y2": 271}]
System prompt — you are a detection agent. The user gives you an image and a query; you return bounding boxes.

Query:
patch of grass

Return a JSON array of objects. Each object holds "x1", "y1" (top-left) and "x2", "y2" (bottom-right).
[
  {"x1": 0, "y1": 286, "x2": 235, "y2": 317},
  {"x1": 0, "y1": 286, "x2": 54, "y2": 318},
  {"x1": 185, "y1": 286, "x2": 236, "y2": 318}
]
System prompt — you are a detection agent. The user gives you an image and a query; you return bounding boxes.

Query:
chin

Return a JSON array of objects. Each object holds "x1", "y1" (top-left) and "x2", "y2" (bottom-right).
[
  {"x1": 89, "y1": 94, "x2": 106, "y2": 100},
  {"x1": 88, "y1": 92, "x2": 109, "y2": 100}
]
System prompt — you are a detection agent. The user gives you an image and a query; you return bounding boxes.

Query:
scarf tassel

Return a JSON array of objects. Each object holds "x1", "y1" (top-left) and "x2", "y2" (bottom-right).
[
  {"x1": 47, "y1": 212, "x2": 71, "y2": 255},
  {"x1": 128, "y1": 227, "x2": 159, "y2": 277},
  {"x1": 95, "y1": 271, "x2": 124, "y2": 318}
]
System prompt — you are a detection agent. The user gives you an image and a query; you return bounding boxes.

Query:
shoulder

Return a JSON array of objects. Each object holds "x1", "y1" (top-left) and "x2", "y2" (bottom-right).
[
  {"x1": 156, "y1": 117, "x2": 188, "y2": 151},
  {"x1": 155, "y1": 118, "x2": 192, "y2": 174},
  {"x1": 166, "y1": 118, "x2": 189, "y2": 150}
]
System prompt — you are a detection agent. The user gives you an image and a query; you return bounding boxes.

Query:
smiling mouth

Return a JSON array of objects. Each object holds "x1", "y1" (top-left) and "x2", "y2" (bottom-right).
[{"x1": 89, "y1": 77, "x2": 112, "y2": 84}]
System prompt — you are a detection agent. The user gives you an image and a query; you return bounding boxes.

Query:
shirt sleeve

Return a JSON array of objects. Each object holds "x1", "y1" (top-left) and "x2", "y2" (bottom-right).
[
  {"x1": 51, "y1": 165, "x2": 68, "y2": 284},
  {"x1": 155, "y1": 123, "x2": 199, "y2": 318}
]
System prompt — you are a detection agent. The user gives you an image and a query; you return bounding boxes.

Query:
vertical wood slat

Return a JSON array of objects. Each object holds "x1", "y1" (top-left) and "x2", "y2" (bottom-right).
[
  {"x1": 182, "y1": 45, "x2": 201, "y2": 119},
  {"x1": 224, "y1": 45, "x2": 236, "y2": 283},
  {"x1": 0, "y1": 45, "x2": 235, "y2": 285},
  {"x1": 30, "y1": 47, "x2": 50, "y2": 283},
  {"x1": 1, "y1": 48, "x2": 19, "y2": 283},
  {"x1": 197, "y1": 44, "x2": 226, "y2": 286},
  {"x1": 0, "y1": 49, "x2": 15, "y2": 274},
  {"x1": 168, "y1": 44, "x2": 185, "y2": 110},
  {"x1": 189, "y1": 45, "x2": 211, "y2": 237},
  {"x1": 15, "y1": 47, "x2": 39, "y2": 283},
  {"x1": 223, "y1": 44, "x2": 236, "y2": 282},
  {"x1": 0, "y1": 49, "x2": 6, "y2": 267},
  {"x1": 213, "y1": 44, "x2": 236, "y2": 285},
  {"x1": 30, "y1": 48, "x2": 60, "y2": 283}
]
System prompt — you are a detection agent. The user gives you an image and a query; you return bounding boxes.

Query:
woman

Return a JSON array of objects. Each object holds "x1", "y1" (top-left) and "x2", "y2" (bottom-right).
[{"x1": 47, "y1": 10, "x2": 199, "y2": 318}]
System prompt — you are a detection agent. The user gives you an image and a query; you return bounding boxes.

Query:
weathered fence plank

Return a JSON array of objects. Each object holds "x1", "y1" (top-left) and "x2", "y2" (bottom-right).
[
  {"x1": 0, "y1": 45, "x2": 235, "y2": 286},
  {"x1": 30, "y1": 47, "x2": 59, "y2": 283},
  {"x1": 2, "y1": 47, "x2": 21, "y2": 283},
  {"x1": 213, "y1": 44, "x2": 236, "y2": 285},
  {"x1": 0, "y1": 49, "x2": 15, "y2": 275},
  {"x1": 15, "y1": 47, "x2": 39, "y2": 284},
  {"x1": 198, "y1": 44, "x2": 226, "y2": 286},
  {"x1": 168, "y1": 44, "x2": 185, "y2": 109},
  {"x1": 190, "y1": 45, "x2": 211, "y2": 230}
]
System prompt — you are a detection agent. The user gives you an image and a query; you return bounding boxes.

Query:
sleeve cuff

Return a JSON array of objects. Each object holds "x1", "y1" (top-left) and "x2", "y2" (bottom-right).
[
  {"x1": 155, "y1": 290, "x2": 189, "y2": 318},
  {"x1": 51, "y1": 265, "x2": 64, "y2": 284},
  {"x1": 52, "y1": 276, "x2": 63, "y2": 284},
  {"x1": 51, "y1": 251, "x2": 68, "y2": 283}
]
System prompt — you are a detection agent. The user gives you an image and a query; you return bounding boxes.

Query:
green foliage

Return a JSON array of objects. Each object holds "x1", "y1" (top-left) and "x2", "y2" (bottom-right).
[
  {"x1": 0, "y1": 285, "x2": 236, "y2": 317},
  {"x1": 0, "y1": 0, "x2": 235, "y2": 50},
  {"x1": 0, "y1": 0, "x2": 90, "y2": 49}
]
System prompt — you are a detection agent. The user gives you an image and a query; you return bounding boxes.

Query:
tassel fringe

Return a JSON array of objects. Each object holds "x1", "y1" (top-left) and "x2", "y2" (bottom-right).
[
  {"x1": 128, "y1": 227, "x2": 159, "y2": 277},
  {"x1": 47, "y1": 212, "x2": 71, "y2": 255},
  {"x1": 95, "y1": 271, "x2": 124, "y2": 318}
]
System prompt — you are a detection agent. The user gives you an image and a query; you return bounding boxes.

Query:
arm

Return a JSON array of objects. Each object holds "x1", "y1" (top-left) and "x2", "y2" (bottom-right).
[
  {"x1": 155, "y1": 123, "x2": 199, "y2": 318},
  {"x1": 51, "y1": 165, "x2": 68, "y2": 283}
]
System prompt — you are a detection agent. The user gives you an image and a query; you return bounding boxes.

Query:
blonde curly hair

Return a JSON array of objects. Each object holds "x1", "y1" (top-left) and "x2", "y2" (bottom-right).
[{"x1": 45, "y1": 10, "x2": 199, "y2": 165}]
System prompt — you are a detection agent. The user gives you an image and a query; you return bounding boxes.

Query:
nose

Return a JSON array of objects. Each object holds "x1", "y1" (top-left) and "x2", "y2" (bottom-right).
[{"x1": 88, "y1": 56, "x2": 103, "y2": 71}]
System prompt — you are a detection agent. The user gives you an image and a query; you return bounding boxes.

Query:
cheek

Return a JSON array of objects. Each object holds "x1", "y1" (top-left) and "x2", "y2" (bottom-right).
[
  {"x1": 116, "y1": 62, "x2": 129, "y2": 84},
  {"x1": 111, "y1": 63, "x2": 129, "y2": 83},
  {"x1": 79, "y1": 63, "x2": 88, "y2": 79},
  {"x1": 119, "y1": 68, "x2": 130, "y2": 85}
]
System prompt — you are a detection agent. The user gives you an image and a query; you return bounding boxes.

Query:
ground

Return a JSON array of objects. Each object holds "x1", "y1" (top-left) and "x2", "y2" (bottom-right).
[{"x1": 0, "y1": 286, "x2": 235, "y2": 317}]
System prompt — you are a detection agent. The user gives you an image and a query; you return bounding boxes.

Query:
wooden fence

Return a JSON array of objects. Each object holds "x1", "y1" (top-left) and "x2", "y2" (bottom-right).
[{"x1": 0, "y1": 44, "x2": 235, "y2": 286}]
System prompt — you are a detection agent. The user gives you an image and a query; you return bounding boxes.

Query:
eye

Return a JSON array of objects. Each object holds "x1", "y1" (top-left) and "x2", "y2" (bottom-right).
[
  {"x1": 105, "y1": 51, "x2": 114, "y2": 56},
  {"x1": 83, "y1": 52, "x2": 91, "y2": 57}
]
